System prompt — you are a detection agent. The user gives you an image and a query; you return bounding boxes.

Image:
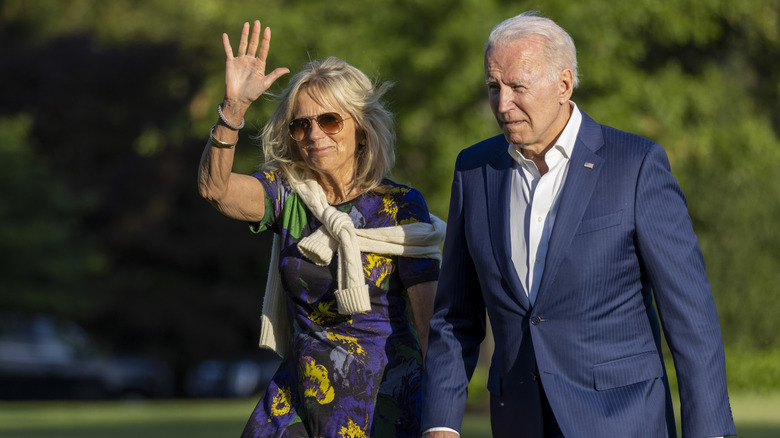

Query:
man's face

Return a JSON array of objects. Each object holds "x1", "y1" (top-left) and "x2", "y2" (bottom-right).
[{"x1": 485, "y1": 37, "x2": 572, "y2": 154}]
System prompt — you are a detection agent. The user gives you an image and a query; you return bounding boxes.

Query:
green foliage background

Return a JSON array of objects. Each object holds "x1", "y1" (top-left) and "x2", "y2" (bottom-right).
[{"x1": 1, "y1": 0, "x2": 778, "y2": 391}]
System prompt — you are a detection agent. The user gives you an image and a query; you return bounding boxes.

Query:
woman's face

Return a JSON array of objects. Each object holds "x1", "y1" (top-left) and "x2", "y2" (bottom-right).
[{"x1": 292, "y1": 89, "x2": 359, "y2": 184}]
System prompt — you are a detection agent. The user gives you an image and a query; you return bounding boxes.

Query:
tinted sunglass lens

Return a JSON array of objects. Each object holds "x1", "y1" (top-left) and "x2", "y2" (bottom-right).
[
  {"x1": 289, "y1": 113, "x2": 344, "y2": 141},
  {"x1": 317, "y1": 113, "x2": 342, "y2": 133},
  {"x1": 289, "y1": 119, "x2": 309, "y2": 141}
]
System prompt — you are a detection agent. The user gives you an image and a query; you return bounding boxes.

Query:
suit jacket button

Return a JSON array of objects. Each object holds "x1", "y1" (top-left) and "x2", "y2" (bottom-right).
[{"x1": 531, "y1": 316, "x2": 541, "y2": 325}]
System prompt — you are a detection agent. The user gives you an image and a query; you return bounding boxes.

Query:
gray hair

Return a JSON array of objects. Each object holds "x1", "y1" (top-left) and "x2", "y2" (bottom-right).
[
  {"x1": 485, "y1": 11, "x2": 580, "y2": 88},
  {"x1": 260, "y1": 57, "x2": 395, "y2": 193}
]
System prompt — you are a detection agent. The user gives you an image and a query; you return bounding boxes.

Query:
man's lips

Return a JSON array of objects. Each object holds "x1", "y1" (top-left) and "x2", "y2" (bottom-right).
[{"x1": 502, "y1": 120, "x2": 525, "y2": 128}]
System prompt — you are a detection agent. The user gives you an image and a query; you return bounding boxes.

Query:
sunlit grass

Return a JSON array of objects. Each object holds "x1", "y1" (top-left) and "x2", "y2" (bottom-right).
[
  {"x1": 0, "y1": 399, "x2": 253, "y2": 438},
  {"x1": 0, "y1": 392, "x2": 776, "y2": 438}
]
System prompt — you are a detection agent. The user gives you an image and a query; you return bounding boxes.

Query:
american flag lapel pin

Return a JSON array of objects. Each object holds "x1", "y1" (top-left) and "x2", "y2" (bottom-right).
[{"x1": 584, "y1": 162, "x2": 594, "y2": 168}]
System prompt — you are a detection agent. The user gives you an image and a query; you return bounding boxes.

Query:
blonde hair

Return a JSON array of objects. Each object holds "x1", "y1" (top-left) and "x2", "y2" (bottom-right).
[{"x1": 260, "y1": 57, "x2": 395, "y2": 193}]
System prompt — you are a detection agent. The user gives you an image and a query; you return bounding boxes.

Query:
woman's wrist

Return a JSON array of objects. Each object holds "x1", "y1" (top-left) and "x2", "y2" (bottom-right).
[
  {"x1": 220, "y1": 99, "x2": 251, "y2": 124},
  {"x1": 217, "y1": 102, "x2": 246, "y2": 130},
  {"x1": 209, "y1": 125, "x2": 237, "y2": 149}
]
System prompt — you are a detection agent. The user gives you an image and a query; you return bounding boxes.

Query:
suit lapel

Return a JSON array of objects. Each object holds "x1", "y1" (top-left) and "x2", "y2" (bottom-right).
[
  {"x1": 486, "y1": 143, "x2": 531, "y2": 310},
  {"x1": 535, "y1": 113, "x2": 604, "y2": 306}
]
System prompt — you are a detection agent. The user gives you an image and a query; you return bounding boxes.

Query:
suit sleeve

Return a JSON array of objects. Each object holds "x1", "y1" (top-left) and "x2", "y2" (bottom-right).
[
  {"x1": 634, "y1": 144, "x2": 736, "y2": 437},
  {"x1": 421, "y1": 152, "x2": 487, "y2": 432}
]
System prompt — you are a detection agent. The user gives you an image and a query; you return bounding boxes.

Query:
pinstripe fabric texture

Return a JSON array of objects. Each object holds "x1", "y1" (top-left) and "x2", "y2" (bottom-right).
[{"x1": 422, "y1": 110, "x2": 736, "y2": 437}]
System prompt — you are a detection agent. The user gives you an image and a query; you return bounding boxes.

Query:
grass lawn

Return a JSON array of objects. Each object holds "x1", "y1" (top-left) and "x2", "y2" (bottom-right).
[{"x1": 0, "y1": 392, "x2": 776, "y2": 438}]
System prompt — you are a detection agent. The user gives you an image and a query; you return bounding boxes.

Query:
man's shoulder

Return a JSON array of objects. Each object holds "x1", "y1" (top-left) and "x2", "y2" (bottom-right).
[
  {"x1": 458, "y1": 133, "x2": 508, "y2": 164},
  {"x1": 599, "y1": 123, "x2": 657, "y2": 147},
  {"x1": 577, "y1": 111, "x2": 663, "y2": 161},
  {"x1": 466, "y1": 133, "x2": 507, "y2": 152}
]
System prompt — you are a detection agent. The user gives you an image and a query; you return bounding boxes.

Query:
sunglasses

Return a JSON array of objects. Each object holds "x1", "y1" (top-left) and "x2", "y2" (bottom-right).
[{"x1": 288, "y1": 112, "x2": 352, "y2": 142}]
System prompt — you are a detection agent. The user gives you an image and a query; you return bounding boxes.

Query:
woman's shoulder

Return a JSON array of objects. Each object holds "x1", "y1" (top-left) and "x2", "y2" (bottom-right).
[
  {"x1": 252, "y1": 167, "x2": 285, "y2": 185},
  {"x1": 252, "y1": 168, "x2": 292, "y2": 199},
  {"x1": 366, "y1": 179, "x2": 431, "y2": 225},
  {"x1": 375, "y1": 179, "x2": 425, "y2": 203}
]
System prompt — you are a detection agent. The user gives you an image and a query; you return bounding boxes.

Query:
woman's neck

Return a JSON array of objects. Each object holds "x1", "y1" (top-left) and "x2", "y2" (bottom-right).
[{"x1": 316, "y1": 175, "x2": 359, "y2": 205}]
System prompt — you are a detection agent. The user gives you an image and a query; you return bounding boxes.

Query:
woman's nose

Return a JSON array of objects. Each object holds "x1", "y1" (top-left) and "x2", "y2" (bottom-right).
[{"x1": 307, "y1": 120, "x2": 327, "y2": 140}]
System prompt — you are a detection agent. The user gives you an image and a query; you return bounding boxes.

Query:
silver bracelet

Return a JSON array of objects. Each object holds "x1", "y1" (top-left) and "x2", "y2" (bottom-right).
[
  {"x1": 217, "y1": 102, "x2": 245, "y2": 130},
  {"x1": 209, "y1": 126, "x2": 237, "y2": 149}
]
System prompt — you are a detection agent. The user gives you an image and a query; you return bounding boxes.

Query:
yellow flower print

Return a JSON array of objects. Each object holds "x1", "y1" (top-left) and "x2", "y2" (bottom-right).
[
  {"x1": 309, "y1": 301, "x2": 339, "y2": 325},
  {"x1": 363, "y1": 254, "x2": 393, "y2": 287},
  {"x1": 309, "y1": 301, "x2": 353, "y2": 325},
  {"x1": 338, "y1": 419, "x2": 368, "y2": 438},
  {"x1": 380, "y1": 192, "x2": 399, "y2": 220},
  {"x1": 326, "y1": 332, "x2": 367, "y2": 359},
  {"x1": 270, "y1": 386, "x2": 292, "y2": 416},
  {"x1": 302, "y1": 358, "x2": 335, "y2": 404},
  {"x1": 263, "y1": 170, "x2": 276, "y2": 182}
]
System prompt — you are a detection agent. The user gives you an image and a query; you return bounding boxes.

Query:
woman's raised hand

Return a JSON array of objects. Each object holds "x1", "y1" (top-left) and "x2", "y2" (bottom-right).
[{"x1": 222, "y1": 20, "x2": 289, "y2": 116}]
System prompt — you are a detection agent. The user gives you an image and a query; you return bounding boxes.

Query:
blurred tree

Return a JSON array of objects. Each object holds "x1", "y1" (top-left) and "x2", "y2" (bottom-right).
[
  {"x1": 0, "y1": 15, "x2": 272, "y2": 375},
  {"x1": 0, "y1": 114, "x2": 99, "y2": 316},
  {"x1": 1, "y1": 0, "x2": 778, "y2": 392}
]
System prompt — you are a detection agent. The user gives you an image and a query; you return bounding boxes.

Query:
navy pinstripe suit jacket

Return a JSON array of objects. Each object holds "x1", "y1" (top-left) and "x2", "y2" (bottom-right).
[{"x1": 422, "y1": 110, "x2": 736, "y2": 437}]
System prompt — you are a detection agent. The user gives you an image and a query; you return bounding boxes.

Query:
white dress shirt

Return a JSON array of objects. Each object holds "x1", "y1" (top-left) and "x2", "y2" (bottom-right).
[
  {"x1": 422, "y1": 104, "x2": 580, "y2": 437},
  {"x1": 509, "y1": 102, "x2": 581, "y2": 305}
]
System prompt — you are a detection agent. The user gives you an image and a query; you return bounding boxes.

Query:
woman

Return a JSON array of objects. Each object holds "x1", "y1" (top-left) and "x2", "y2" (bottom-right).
[{"x1": 198, "y1": 20, "x2": 444, "y2": 438}]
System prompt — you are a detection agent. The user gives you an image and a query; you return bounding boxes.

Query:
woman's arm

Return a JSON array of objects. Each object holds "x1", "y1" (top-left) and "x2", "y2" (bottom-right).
[
  {"x1": 198, "y1": 142, "x2": 265, "y2": 221},
  {"x1": 407, "y1": 280, "x2": 437, "y2": 359},
  {"x1": 197, "y1": 20, "x2": 289, "y2": 221}
]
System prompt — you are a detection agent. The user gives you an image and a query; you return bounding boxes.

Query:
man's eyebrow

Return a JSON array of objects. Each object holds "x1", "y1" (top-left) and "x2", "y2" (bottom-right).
[{"x1": 485, "y1": 78, "x2": 525, "y2": 87}]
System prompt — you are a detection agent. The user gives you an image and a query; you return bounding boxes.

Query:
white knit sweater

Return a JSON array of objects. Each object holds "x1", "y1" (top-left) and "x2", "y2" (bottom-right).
[{"x1": 259, "y1": 178, "x2": 446, "y2": 358}]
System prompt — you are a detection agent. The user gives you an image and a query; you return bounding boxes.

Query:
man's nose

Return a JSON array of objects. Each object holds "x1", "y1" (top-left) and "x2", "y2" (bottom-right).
[{"x1": 497, "y1": 88, "x2": 515, "y2": 113}]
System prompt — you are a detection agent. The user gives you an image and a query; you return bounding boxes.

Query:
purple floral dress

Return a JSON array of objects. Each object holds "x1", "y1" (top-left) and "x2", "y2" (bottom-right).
[{"x1": 241, "y1": 170, "x2": 439, "y2": 438}]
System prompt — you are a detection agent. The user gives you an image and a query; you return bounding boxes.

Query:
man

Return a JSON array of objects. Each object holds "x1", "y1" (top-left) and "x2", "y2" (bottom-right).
[{"x1": 421, "y1": 11, "x2": 736, "y2": 438}]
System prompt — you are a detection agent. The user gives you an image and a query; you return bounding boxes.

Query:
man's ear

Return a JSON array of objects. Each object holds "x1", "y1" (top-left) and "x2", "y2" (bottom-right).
[{"x1": 558, "y1": 69, "x2": 574, "y2": 104}]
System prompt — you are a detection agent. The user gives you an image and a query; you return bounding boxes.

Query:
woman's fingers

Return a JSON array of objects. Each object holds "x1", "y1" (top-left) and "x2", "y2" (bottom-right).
[
  {"x1": 257, "y1": 26, "x2": 272, "y2": 64},
  {"x1": 246, "y1": 20, "x2": 262, "y2": 58},
  {"x1": 265, "y1": 67, "x2": 291, "y2": 87},
  {"x1": 227, "y1": 21, "x2": 266, "y2": 60},
  {"x1": 222, "y1": 33, "x2": 234, "y2": 59},
  {"x1": 236, "y1": 22, "x2": 250, "y2": 56}
]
